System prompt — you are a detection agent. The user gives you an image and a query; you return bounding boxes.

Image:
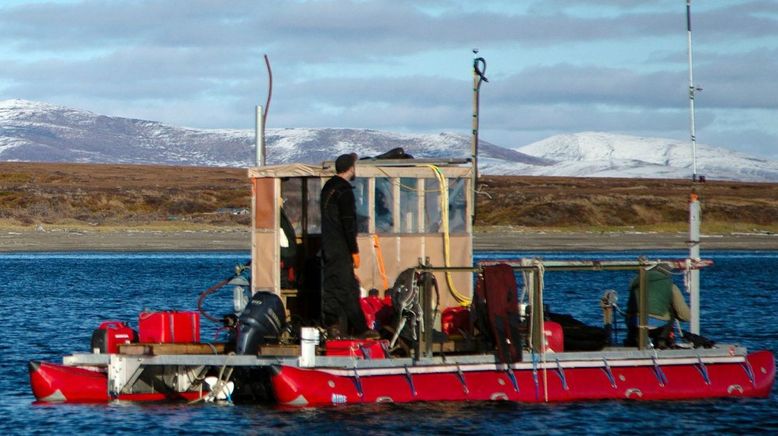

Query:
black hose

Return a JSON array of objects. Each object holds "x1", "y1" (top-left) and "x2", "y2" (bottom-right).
[{"x1": 197, "y1": 277, "x2": 232, "y2": 323}]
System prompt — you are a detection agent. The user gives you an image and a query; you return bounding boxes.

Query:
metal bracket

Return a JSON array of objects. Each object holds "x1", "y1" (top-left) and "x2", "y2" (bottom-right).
[
  {"x1": 602, "y1": 357, "x2": 617, "y2": 388},
  {"x1": 651, "y1": 355, "x2": 668, "y2": 387},
  {"x1": 741, "y1": 361, "x2": 756, "y2": 386},
  {"x1": 404, "y1": 365, "x2": 417, "y2": 397},
  {"x1": 176, "y1": 365, "x2": 206, "y2": 392},
  {"x1": 352, "y1": 367, "x2": 364, "y2": 399},
  {"x1": 555, "y1": 358, "x2": 568, "y2": 391},
  {"x1": 108, "y1": 354, "x2": 143, "y2": 397},
  {"x1": 696, "y1": 355, "x2": 711, "y2": 385},
  {"x1": 506, "y1": 365, "x2": 520, "y2": 393},
  {"x1": 456, "y1": 363, "x2": 469, "y2": 395}
]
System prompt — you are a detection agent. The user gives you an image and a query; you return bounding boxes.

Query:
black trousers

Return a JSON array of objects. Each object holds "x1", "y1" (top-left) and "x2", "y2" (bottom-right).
[{"x1": 322, "y1": 255, "x2": 367, "y2": 335}]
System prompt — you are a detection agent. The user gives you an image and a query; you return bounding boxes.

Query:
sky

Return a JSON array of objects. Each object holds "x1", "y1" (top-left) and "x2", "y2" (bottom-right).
[{"x1": 0, "y1": 0, "x2": 776, "y2": 158}]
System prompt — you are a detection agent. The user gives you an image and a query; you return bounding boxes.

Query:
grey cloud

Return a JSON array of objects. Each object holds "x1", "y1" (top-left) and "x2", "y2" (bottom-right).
[
  {"x1": 488, "y1": 65, "x2": 686, "y2": 109},
  {"x1": 0, "y1": 0, "x2": 773, "y2": 157},
  {"x1": 694, "y1": 49, "x2": 778, "y2": 110},
  {"x1": 709, "y1": 128, "x2": 778, "y2": 158},
  {"x1": 2, "y1": 0, "x2": 774, "y2": 62},
  {"x1": 482, "y1": 103, "x2": 703, "y2": 134}
]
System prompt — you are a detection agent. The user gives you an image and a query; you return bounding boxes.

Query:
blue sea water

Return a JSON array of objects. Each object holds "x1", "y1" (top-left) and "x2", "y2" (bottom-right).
[{"x1": 1, "y1": 250, "x2": 776, "y2": 434}]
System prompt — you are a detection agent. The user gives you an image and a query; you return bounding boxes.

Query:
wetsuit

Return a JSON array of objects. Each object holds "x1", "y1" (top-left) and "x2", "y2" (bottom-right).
[{"x1": 320, "y1": 175, "x2": 368, "y2": 335}]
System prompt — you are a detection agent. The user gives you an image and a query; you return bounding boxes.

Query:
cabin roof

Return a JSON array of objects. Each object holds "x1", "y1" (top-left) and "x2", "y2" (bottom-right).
[{"x1": 248, "y1": 159, "x2": 473, "y2": 179}]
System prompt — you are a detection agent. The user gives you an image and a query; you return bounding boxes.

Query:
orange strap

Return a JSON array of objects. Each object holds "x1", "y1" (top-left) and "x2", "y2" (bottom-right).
[{"x1": 372, "y1": 234, "x2": 390, "y2": 290}]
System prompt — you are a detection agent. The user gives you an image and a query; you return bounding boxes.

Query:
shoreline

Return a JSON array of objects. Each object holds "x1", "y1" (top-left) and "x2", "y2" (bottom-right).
[{"x1": 1, "y1": 228, "x2": 777, "y2": 252}]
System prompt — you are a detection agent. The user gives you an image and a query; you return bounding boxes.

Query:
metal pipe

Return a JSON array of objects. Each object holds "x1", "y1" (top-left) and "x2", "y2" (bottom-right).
[
  {"x1": 686, "y1": 0, "x2": 698, "y2": 181},
  {"x1": 638, "y1": 268, "x2": 648, "y2": 350},
  {"x1": 471, "y1": 50, "x2": 487, "y2": 225},
  {"x1": 255, "y1": 105, "x2": 264, "y2": 166},
  {"x1": 689, "y1": 192, "x2": 701, "y2": 334}
]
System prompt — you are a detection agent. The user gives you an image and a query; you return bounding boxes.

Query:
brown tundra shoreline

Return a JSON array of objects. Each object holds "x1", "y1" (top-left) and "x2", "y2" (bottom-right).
[{"x1": 1, "y1": 228, "x2": 776, "y2": 252}]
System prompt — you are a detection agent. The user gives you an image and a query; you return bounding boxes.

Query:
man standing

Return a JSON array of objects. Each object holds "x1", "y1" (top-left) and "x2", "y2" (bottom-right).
[{"x1": 320, "y1": 153, "x2": 372, "y2": 338}]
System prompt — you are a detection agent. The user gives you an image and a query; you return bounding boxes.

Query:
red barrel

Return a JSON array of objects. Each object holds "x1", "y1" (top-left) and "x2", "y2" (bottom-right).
[{"x1": 138, "y1": 311, "x2": 200, "y2": 343}]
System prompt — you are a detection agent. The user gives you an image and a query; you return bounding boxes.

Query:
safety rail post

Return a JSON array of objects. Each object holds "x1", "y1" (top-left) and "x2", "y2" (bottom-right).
[
  {"x1": 530, "y1": 267, "x2": 544, "y2": 354},
  {"x1": 638, "y1": 267, "x2": 649, "y2": 350},
  {"x1": 422, "y1": 257, "x2": 434, "y2": 358}
]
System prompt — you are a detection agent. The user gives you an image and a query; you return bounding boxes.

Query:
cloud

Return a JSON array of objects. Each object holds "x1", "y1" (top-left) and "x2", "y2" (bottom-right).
[{"x1": 0, "y1": 0, "x2": 775, "y2": 158}]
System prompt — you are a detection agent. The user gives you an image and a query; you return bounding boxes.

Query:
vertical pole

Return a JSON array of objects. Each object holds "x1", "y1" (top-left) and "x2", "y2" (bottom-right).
[
  {"x1": 689, "y1": 192, "x2": 701, "y2": 334},
  {"x1": 687, "y1": 2, "x2": 702, "y2": 335},
  {"x1": 531, "y1": 269, "x2": 544, "y2": 353},
  {"x1": 686, "y1": 0, "x2": 698, "y2": 181},
  {"x1": 422, "y1": 259, "x2": 433, "y2": 358},
  {"x1": 638, "y1": 268, "x2": 648, "y2": 350},
  {"x1": 470, "y1": 51, "x2": 480, "y2": 225},
  {"x1": 255, "y1": 105, "x2": 264, "y2": 166},
  {"x1": 524, "y1": 267, "x2": 535, "y2": 350}
]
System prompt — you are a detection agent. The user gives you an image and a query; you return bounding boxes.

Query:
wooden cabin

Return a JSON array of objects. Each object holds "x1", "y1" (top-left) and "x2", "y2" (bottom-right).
[{"x1": 248, "y1": 158, "x2": 474, "y2": 322}]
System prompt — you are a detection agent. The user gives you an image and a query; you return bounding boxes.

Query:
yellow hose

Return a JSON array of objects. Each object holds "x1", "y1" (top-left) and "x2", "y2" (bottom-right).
[{"x1": 424, "y1": 165, "x2": 471, "y2": 306}]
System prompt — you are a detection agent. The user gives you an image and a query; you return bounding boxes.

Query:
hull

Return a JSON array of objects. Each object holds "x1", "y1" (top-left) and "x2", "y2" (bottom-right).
[
  {"x1": 29, "y1": 361, "x2": 204, "y2": 403},
  {"x1": 270, "y1": 350, "x2": 775, "y2": 407}
]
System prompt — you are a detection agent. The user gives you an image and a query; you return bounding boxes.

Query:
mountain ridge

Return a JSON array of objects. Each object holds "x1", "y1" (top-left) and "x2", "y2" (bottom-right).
[{"x1": 2, "y1": 99, "x2": 777, "y2": 182}]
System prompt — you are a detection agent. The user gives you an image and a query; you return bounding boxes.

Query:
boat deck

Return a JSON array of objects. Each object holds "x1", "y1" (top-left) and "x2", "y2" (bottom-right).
[{"x1": 63, "y1": 344, "x2": 749, "y2": 371}]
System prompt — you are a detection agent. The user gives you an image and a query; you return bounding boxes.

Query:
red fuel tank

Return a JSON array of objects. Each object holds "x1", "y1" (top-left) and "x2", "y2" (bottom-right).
[
  {"x1": 325, "y1": 339, "x2": 389, "y2": 359},
  {"x1": 138, "y1": 311, "x2": 200, "y2": 343},
  {"x1": 90, "y1": 321, "x2": 136, "y2": 354}
]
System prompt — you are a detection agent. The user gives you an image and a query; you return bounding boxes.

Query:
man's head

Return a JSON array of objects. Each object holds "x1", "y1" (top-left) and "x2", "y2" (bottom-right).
[{"x1": 335, "y1": 153, "x2": 357, "y2": 181}]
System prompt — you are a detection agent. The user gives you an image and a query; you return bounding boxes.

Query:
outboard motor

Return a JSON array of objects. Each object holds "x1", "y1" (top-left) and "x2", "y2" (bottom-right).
[{"x1": 235, "y1": 291, "x2": 286, "y2": 355}]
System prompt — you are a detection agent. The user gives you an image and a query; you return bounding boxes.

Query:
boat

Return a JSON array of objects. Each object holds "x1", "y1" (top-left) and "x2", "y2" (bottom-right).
[
  {"x1": 27, "y1": 153, "x2": 776, "y2": 406},
  {"x1": 28, "y1": 9, "x2": 775, "y2": 405}
]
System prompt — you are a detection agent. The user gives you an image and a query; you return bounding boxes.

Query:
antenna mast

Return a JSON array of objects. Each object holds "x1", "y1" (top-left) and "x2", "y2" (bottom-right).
[
  {"x1": 471, "y1": 49, "x2": 487, "y2": 224},
  {"x1": 256, "y1": 54, "x2": 273, "y2": 167},
  {"x1": 686, "y1": 0, "x2": 699, "y2": 182},
  {"x1": 686, "y1": 0, "x2": 701, "y2": 335}
]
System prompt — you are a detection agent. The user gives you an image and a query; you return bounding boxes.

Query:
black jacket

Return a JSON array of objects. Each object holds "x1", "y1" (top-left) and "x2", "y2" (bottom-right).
[{"x1": 320, "y1": 176, "x2": 358, "y2": 258}]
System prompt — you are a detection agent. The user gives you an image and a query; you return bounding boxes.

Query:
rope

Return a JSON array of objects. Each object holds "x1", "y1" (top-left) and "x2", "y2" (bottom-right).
[
  {"x1": 535, "y1": 260, "x2": 548, "y2": 402},
  {"x1": 189, "y1": 354, "x2": 235, "y2": 404},
  {"x1": 372, "y1": 234, "x2": 390, "y2": 290},
  {"x1": 424, "y1": 164, "x2": 471, "y2": 306}
]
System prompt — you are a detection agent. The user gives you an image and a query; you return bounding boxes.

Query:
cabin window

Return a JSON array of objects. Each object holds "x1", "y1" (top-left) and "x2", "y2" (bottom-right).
[
  {"x1": 281, "y1": 178, "x2": 303, "y2": 235},
  {"x1": 374, "y1": 177, "x2": 395, "y2": 233},
  {"x1": 448, "y1": 178, "x2": 467, "y2": 234},
  {"x1": 399, "y1": 178, "x2": 419, "y2": 233},
  {"x1": 353, "y1": 178, "x2": 370, "y2": 233},
  {"x1": 424, "y1": 179, "x2": 442, "y2": 233},
  {"x1": 307, "y1": 178, "x2": 321, "y2": 234}
]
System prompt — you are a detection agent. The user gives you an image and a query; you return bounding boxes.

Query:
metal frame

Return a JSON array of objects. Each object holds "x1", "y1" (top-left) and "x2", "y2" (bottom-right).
[{"x1": 417, "y1": 258, "x2": 712, "y2": 352}]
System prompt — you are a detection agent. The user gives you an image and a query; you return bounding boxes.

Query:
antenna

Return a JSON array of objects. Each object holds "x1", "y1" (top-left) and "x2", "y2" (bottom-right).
[
  {"x1": 686, "y1": 0, "x2": 699, "y2": 182},
  {"x1": 256, "y1": 54, "x2": 273, "y2": 167},
  {"x1": 471, "y1": 49, "x2": 487, "y2": 224},
  {"x1": 686, "y1": 0, "x2": 701, "y2": 335}
]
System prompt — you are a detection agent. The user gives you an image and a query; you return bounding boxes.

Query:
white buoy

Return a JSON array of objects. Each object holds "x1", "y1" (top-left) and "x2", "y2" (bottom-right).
[{"x1": 204, "y1": 376, "x2": 235, "y2": 402}]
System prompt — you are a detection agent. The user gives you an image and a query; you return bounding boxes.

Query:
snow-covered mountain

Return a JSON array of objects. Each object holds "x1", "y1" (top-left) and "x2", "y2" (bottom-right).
[
  {"x1": 2, "y1": 99, "x2": 777, "y2": 181},
  {"x1": 0, "y1": 99, "x2": 543, "y2": 168},
  {"x1": 510, "y1": 132, "x2": 778, "y2": 181}
]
